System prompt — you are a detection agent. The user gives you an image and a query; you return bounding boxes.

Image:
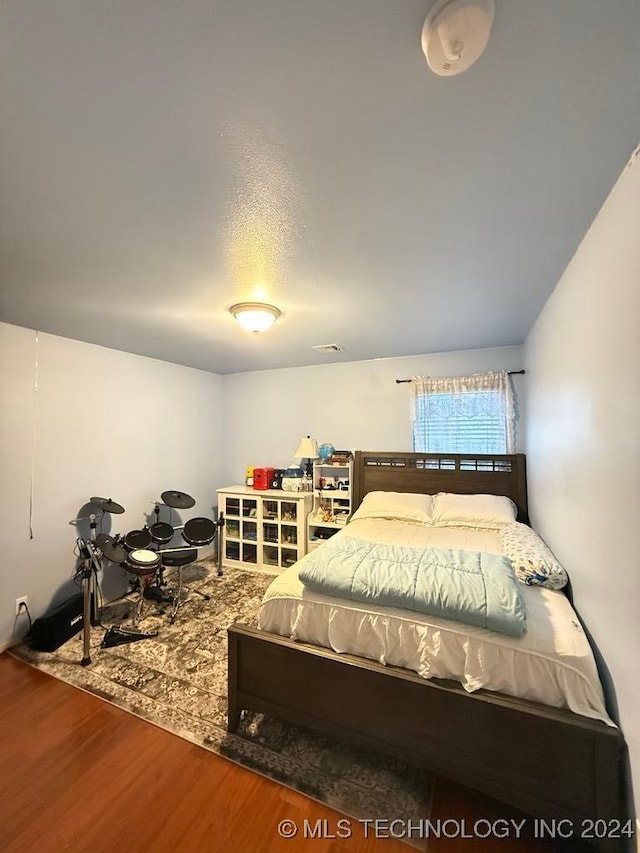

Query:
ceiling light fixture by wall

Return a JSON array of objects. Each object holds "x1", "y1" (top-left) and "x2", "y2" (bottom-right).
[
  {"x1": 422, "y1": 0, "x2": 495, "y2": 77},
  {"x1": 230, "y1": 302, "x2": 281, "y2": 334}
]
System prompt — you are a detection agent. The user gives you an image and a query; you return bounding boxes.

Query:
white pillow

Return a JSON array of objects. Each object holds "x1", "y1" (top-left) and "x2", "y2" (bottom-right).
[
  {"x1": 431, "y1": 492, "x2": 517, "y2": 530},
  {"x1": 500, "y1": 522, "x2": 568, "y2": 590},
  {"x1": 350, "y1": 491, "x2": 433, "y2": 525}
]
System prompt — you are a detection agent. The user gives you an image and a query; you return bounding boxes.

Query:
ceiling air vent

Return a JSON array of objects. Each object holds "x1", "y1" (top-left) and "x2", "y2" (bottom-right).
[{"x1": 312, "y1": 344, "x2": 344, "y2": 353}]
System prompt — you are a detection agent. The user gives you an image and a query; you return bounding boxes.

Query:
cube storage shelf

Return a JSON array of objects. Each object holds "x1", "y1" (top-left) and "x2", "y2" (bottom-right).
[
  {"x1": 217, "y1": 486, "x2": 312, "y2": 572},
  {"x1": 307, "y1": 460, "x2": 353, "y2": 551}
]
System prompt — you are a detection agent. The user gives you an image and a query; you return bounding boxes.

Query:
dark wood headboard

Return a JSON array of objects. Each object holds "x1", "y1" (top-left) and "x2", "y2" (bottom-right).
[{"x1": 352, "y1": 452, "x2": 528, "y2": 523}]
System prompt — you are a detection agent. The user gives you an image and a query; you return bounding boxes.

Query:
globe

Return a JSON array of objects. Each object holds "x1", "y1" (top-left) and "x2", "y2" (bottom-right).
[{"x1": 317, "y1": 442, "x2": 335, "y2": 462}]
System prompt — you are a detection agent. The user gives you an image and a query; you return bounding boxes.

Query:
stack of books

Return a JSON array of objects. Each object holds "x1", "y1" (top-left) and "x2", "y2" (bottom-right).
[{"x1": 330, "y1": 450, "x2": 353, "y2": 464}]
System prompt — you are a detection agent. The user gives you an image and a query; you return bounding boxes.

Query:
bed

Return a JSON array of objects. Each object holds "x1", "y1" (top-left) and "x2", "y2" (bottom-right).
[{"x1": 227, "y1": 452, "x2": 626, "y2": 851}]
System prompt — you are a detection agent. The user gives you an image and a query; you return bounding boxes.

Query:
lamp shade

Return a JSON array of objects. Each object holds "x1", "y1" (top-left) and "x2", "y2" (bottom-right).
[
  {"x1": 294, "y1": 435, "x2": 318, "y2": 459},
  {"x1": 230, "y1": 302, "x2": 280, "y2": 334}
]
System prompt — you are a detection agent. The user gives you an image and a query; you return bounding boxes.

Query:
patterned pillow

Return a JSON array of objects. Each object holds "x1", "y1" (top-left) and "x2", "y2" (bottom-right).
[{"x1": 500, "y1": 522, "x2": 568, "y2": 590}]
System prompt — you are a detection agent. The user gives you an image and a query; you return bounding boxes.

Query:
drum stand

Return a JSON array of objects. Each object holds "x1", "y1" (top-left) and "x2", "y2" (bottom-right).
[
  {"x1": 141, "y1": 503, "x2": 174, "y2": 605},
  {"x1": 216, "y1": 512, "x2": 224, "y2": 577},
  {"x1": 79, "y1": 515, "x2": 101, "y2": 666},
  {"x1": 102, "y1": 553, "x2": 160, "y2": 648},
  {"x1": 99, "y1": 511, "x2": 225, "y2": 645},
  {"x1": 101, "y1": 564, "x2": 160, "y2": 647},
  {"x1": 72, "y1": 497, "x2": 160, "y2": 654},
  {"x1": 79, "y1": 515, "x2": 155, "y2": 662}
]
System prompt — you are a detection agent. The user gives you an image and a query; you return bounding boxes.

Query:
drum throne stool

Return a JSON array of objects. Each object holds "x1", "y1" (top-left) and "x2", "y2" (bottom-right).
[
  {"x1": 158, "y1": 547, "x2": 207, "y2": 623},
  {"x1": 158, "y1": 515, "x2": 220, "y2": 623}
]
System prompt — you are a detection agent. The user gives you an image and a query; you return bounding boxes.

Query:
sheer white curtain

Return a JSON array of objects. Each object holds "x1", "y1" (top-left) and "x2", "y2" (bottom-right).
[{"x1": 410, "y1": 370, "x2": 516, "y2": 454}]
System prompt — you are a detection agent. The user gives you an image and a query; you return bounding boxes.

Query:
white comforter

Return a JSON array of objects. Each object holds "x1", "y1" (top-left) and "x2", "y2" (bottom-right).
[{"x1": 259, "y1": 518, "x2": 612, "y2": 725}]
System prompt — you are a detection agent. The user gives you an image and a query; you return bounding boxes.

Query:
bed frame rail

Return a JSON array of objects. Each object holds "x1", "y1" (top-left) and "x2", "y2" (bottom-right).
[{"x1": 228, "y1": 623, "x2": 625, "y2": 852}]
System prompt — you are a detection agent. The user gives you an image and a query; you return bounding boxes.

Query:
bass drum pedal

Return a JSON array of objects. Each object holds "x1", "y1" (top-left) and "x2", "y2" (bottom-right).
[{"x1": 101, "y1": 626, "x2": 158, "y2": 648}]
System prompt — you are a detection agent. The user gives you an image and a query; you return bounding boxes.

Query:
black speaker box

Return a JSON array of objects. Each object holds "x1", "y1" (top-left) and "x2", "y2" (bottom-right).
[
  {"x1": 25, "y1": 593, "x2": 85, "y2": 652},
  {"x1": 270, "y1": 468, "x2": 286, "y2": 489}
]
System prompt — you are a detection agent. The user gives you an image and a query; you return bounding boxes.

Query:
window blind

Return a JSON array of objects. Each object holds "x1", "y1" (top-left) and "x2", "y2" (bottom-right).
[{"x1": 412, "y1": 389, "x2": 510, "y2": 454}]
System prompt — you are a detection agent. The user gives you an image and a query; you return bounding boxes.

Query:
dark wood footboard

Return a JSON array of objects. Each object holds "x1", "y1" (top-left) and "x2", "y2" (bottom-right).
[{"x1": 228, "y1": 623, "x2": 626, "y2": 853}]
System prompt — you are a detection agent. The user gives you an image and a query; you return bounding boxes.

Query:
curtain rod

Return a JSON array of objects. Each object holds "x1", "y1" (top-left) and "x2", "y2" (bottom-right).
[{"x1": 395, "y1": 370, "x2": 525, "y2": 384}]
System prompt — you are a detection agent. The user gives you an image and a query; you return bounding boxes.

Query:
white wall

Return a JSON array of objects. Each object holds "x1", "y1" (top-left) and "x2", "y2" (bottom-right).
[
  {"x1": 221, "y1": 346, "x2": 524, "y2": 485},
  {"x1": 0, "y1": 323, "x2": 223, "y2": 647},
  {"x1": 524, "y1": 147, "x2": 640, "y2": 818},
  {"x1": 0, "y1": 327, "x2": 523, "y2": 648}
]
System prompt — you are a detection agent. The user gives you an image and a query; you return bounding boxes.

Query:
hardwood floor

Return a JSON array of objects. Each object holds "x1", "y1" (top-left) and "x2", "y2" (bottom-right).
[{"x1": 0, "y1": 654, "x2": 583, "y2": 853}]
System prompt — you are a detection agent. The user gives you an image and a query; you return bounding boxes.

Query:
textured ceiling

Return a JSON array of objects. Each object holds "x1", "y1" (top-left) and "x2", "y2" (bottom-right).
[{"x1": 1, "y1": 0, "x2": 639, "y2": 374}]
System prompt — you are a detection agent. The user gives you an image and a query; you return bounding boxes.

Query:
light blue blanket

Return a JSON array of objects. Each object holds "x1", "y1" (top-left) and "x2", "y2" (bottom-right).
[{"x1": 299, "y1": 535, "x2": 526, "y2": 637}]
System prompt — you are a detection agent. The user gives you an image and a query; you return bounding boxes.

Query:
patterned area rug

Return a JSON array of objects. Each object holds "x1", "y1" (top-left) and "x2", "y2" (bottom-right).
[{"x1": 11, "y1": 560, "x2": 431, "y2": 830}]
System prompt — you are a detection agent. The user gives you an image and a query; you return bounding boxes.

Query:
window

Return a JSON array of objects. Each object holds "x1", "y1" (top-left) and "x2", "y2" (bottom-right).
[{"x1": 410, "y1": 371, "x2": 515, "y2": 454}]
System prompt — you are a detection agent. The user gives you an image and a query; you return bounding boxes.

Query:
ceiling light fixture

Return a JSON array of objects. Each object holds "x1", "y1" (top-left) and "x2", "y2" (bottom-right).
[
  {"x1": 230, "y1": 302, "x2": 281, "y2": 334},
  {"x1": 422, "y1": 0, "x2": 495, "y2": 77}
]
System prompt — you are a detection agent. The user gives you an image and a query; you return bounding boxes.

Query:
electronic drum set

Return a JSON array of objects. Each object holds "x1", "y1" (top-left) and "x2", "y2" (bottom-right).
[{"x1": 72, "y1": 490, "x2": 223, "y2": 666}]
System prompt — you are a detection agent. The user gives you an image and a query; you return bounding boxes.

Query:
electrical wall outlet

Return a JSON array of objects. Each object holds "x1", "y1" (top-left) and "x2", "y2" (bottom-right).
[{"x1": 15, "y1": 596, "x2": 28, "y2": 616}]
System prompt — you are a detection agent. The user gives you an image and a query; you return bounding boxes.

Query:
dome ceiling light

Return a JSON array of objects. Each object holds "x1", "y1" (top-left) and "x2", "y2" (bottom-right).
[
  {"x1": 230, "y1": 302, "x2": 281, "y2": 334},
  {"x1": 422, "y1": 0, "x2": 495, "y2": 77}
]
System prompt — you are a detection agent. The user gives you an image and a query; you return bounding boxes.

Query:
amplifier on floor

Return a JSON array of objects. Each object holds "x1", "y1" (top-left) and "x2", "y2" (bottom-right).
[{"x1": 24, "y1": 593, "x2": 88, "y2": 652}]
